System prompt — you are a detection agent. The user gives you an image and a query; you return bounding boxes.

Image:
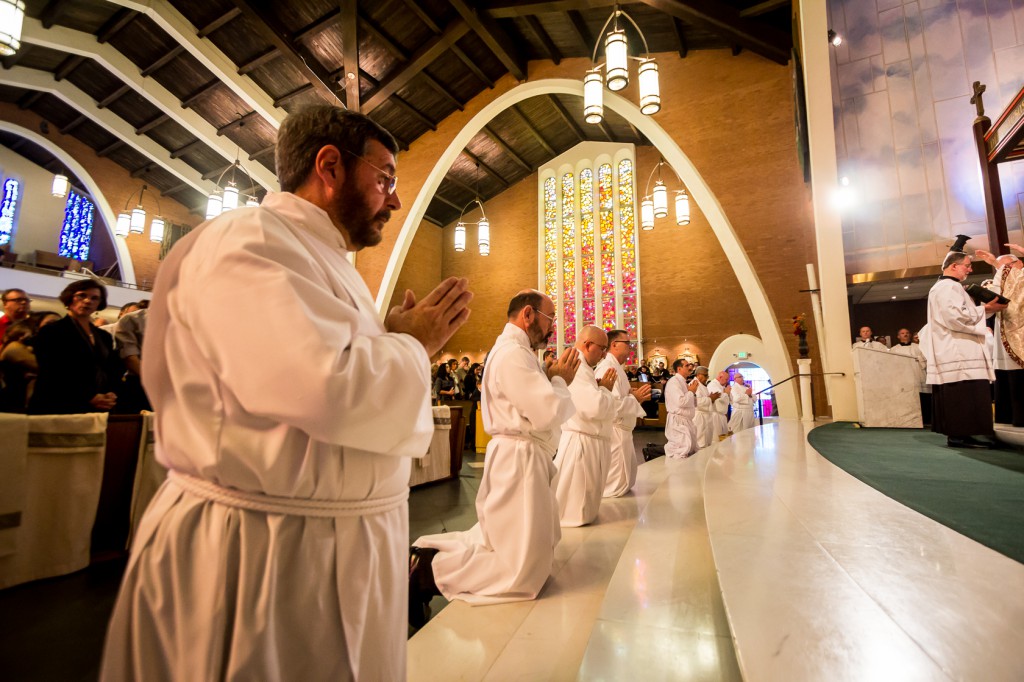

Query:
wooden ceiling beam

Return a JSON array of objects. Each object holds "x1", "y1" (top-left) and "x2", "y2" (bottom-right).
[
  {"x1": 595, "y1": 118, "x2": 614, "y2": 142},
  {"x1": 135, "y1": 113, "x2": 170, "y2": 136},
  {"x1": 509, "y1": 104, "x2": 555, "y2": 156},
  {"x1": 39, "y1": 0, "x2": 70, "y2": 29},
  {"x1": 54, "y1": 55, "x2": 87, "y2": 82},
  {"x1": 485, "y1": 1, "x2": 615, "y2": 19},
  {"x1": 97, "y1": 8, "x2": 139, "y2": 43},
  {"x1": 229, "y1": 0, "x2": 340, "y2": 103},
  {"x1": 483, "y1": 125, "x2": 532, "y2": 173},
  {"x1": 433, "y1": 192, "x2": 464, "y2": 211},
  {"x1": 422, "y1": 213, "x2": 444, "y2": 227},
  {"x1": 442, "y1": 173, "x2": 477, "y2": 196},
  {"x1": 273, "y1": 83, "x2": 313, "y2": 107},
  {"x1": 2, "y1": 44, "x2": 31, "y2": 70},
  {"x1": 356, "y1": 70, "x2": 436, "y2": 130},
  {"x1": 672, "y1": 18, "x2": 688, "y2": 58},
  {"x1": 197, "y1": 8, "x2": 241, "y2": 38},
  {"x1": 548, "y1": 95, "x2": 585, "y2": 142},
  {"x1": 740, "y1": 0, "x2": 789, "y2": 18},
  {"x1": 170, "y1": 139, "x2": 204, "y2": 159},
  {"x1": 181, "y1": 80, "x2": 222, "y2": 109},
  {"x1": 202, "y1": 163, "x2": 233, "y2": 181},
  {"x1": 130, "y1": 164, "x2": 153, "y2": 179},
  {"x1": 566, "y1": 10, "x2": 593, "y2": 54},
  {"x1": 97, "y1": 139, "x2": 125, "y2": 157},
  {"x1": 96, "y1": 83, "x2": 132, "y2": 109},
  {"x1": 294, "y1": 9, "x2": 340, "y2": 42},
  {"x1": 461, "y1": 150, "x2": 508, "y2": 187},
  {"x1": 525, "y1": 16, "x2": 561, "y2": 64},
  {"x1": 340, "y1": 2, "x2": 360, "y2": 111},
  {"x1": 17, "y1": 91, "x2": 44, "y2": 112},
  {"x1": 636, "y1": 0, "x2": 789, "y2": 64},
  {"x1": 448, "y1": 0, "x2": 527, "y2": 81},
  {"x1": 249, "y1": 145, "x2": 275, "y2": 161},
  {"x1": 161, "y1": 182, "x2": 190, "y2": 197},
  {"x1": 141, "y1": 45, "x2": 185, "y2": 77},
  {"x1": 59, "y1": 114, "x2": 87, "y2": 136},
  {"x1": 362, "y1": 19, "x2": 470, "y2": 113},
  {"x1": 396, "y1": 0, "x2": 500, "y2": 88},
  {"x1": 217, "y1": 111, "x2": 259, "y2": 136},
  {"x1": 237, "y1": 48, "x2": 281, "y2": 75}
]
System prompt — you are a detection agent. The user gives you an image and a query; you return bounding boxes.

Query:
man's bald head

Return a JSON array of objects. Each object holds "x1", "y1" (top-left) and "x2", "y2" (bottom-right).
[{"x1": 576, "y1": 325, "x2": 608, "y2": 367}]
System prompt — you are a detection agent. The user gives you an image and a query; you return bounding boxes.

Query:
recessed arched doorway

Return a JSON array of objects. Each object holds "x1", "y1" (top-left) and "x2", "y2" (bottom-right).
[{"x1": 725, "y1": 361, "x2": 776, "y2": 422}]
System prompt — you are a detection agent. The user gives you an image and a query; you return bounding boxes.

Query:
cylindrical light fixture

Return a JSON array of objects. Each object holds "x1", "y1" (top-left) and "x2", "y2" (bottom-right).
[
  {"x1": 149, "y1": 216, "x2": 165, "y2": 243},
  {"x1": 604, "y1": 29, "x2": 629, "y2": 91},
  {"x1": 130, "y1": 206, "x2": 146, "y2": 233},
  {"x1": 652, "y1": 179, "x2": 668, "y2": 218},
  {"x1": 478, "y1": 217, "x2": 490, "y2": 256},
  {"x1": 640, "y1": 197, "x2": 654, "y2": 231},
  {"x1": 675, "y1": 190, "x2": 690, "y2": 226},
  {"x1": 51, "y1": 173, "x2": 69, "y2": 198},
  {"x1": 0, "y1": 0, "x2": 26, "y2": 57},
  {"x1": 583, "y1": 71, "x2": 604, "y2": 124},
  {"x1": 245, "y1": 195, "x2": 260, "y2": 208},
  {"x1": 205, "y1": 193, "x2": 222, "y2": 220},
  {"x1": 454, "y1": 222, "x2": 466, "y2": 252},
  {"x1": 638, "y1": 59, "x2": 660, "y2": 115},
  {"x1": 222, "y1": 185, "x2": 239, "y2": 211},
  {"x1": 115, "y1": 212, "x2": 131, "y2": 238}
]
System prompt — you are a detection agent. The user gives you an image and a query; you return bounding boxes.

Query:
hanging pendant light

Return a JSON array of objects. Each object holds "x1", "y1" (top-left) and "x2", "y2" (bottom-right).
[
  {"x1": 638, "y1": 59, "x2": 660, "y2": 115},
  {"x1": 51, "y1": 173, "x2": 69, "y2": 198},
  {"x1": 604, "y1": 28, "x2": 629, "y2": 91},
  {"x1": 115, "y1": 212, "x2": 131, "y2": 237},
  {"x1": 478, "y1": 216, "x2": 490, "y2": 256},
  {"x1": 149, "y1": 215, "x2": 165, "y2": 243},
  {"x1": 640, "y1": 197, "x2": 654, "y2": 231},
  {"x1": 129, "y1": 206, "x2": 146, "y2": 233},
  {"x1": 222, "y1": 184, "x2": 239, "y2": 212},
  {"x1": 583, "y1": 71, "x2": 604, "y2": 124},
  {"x1": 245, "y1": 195, "x2": 260, "y2": 208},
  {"x1": 205, "y1": 192, "x2": 222, "y2": 220},
  {"x1": 454, "y1": 222, "x2": 466, "y2": 252},
  {"x1": 0, "y1": 0, "x2": 25, "y2": 58},
  {"x1": 652, "y1": 180, "x2": 668, "y2": 218},
  {"x1": 675, "y1": 190, "x2": 690, "y2": 226}
]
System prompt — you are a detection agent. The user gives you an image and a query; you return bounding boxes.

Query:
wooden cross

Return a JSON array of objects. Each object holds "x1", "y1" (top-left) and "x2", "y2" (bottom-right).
[{"x1": 971, "y1": 81, "x2": 986, "y2": 117}]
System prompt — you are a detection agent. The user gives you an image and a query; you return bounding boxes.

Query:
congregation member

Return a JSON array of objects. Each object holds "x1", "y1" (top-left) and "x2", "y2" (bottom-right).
[
  {"x1": 852, "y1": 326, "x2": 887, "y2": 350},
  {"x1": 553, "y1": 326, "x2": 618, "y2": 526},
  {"x1": 113, "y1": 307, "x2": 151, "y2": 413},
  {"x1": 727, "y1": 372, "x2": 757, "y2": 432},
  {"x1": 462, "y1": 361, "x2": 482, "y2": 402},
  {"x1": 411, "y1": 290, "x2": 578, "y2": 614},
  {"x1": 595, "y1": 329, "x2": 650, "y2": 497},
  {"x1": 455, "y1": 356, "x2": 470, "y2": 388},
  {"x1": 975, "y1": 248, "x2": 1024, "y2": 427},
  {"x1": 888, "y1": 327, "x2": 930, "y2": 425},
  {"x1": 28, "y1": 279, "x2": 122, "y2": 415},
  {"x1": 691, "y1": 366, "x2": 719, "y2": 448},
  {"x1": 664, "y1": 359, "x2": 699, "y2": 458},
  {"x1": 920, "y1": 237, "x2": 1004, "y2": 449},
  {"x1": 706, "y1": 369, "x2": 731, "y2": 439},
  {"x1": 433, "y1": 360, "x2": 459, "y2": 400},
  {"x1": 101, "y1": 106, "x2": 472, "y2": 681},
  {"x1": 0, "y1": 288, "x2": 30, "y2": 338}
]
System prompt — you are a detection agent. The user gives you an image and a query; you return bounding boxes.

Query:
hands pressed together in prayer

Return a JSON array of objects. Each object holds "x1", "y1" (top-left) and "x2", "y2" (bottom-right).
[
  {"x1": 546, "y1": 350, "x2": 581, "y2": 385},
  {"x1": 631, "y1": 383, "x2": 652, "y2": 403},
  {"x1": 597, "y1": 368, "x2": 617, "y2": 392},
  {"x1": 687, "y1": 378, "x2": 700, "y2": 393},
  {"x1": 89, "y1": 392, "x2": 117, "y2": 411},
  {"x1": 386, "y1": 277, "x2": 473, "y2": 357}
]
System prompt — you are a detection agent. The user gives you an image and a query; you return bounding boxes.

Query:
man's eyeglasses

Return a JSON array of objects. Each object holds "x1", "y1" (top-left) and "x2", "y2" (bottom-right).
[
  {"x1": 341, "y1": 148, "x2": 397, "y2": 195},
  {"x1": 587, "y1": 341, "x2": 609, "y2": 352},
  {"x1": 535, "y1": 309, "x2": 556, "y2": 325},
  {"x1": 4, "y1": 297, "x2": 30, "y2": 304}
]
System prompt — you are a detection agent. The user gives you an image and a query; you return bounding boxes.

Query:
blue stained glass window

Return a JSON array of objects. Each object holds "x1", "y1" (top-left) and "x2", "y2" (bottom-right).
[
  {"x1": 0, "y1": 177, "x2": 19, "y2": 246},
  {"x1": 58, "y1": 191, "x2": 94, "y2": 260}
]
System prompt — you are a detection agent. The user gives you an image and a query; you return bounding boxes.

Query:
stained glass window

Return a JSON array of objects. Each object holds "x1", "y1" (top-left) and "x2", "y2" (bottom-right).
[
  {"x1": 58, "y1": 191, "x2": 94, "y2": 261},
  {"x1": 0, "y1": 178, "x2": 19, "y2": 246},
  {"x1": 561, "y1": 172, "x2": 576, "y2": 347},
  {"x1": 618, "y1": 159, "x2": 638, "y2": 364},
  {"x1": 598, "y1": 164, "x2": 616, "y2": 330},
  {"x1": 580, "y1": 169, "x2": 595, "y2": 327},
  {"x1": 543, "y1": 176, "x2": 559, "y2": 346}
]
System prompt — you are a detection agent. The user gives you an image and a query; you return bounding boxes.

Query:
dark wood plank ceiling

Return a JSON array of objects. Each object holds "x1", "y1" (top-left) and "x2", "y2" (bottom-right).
[{"x1": 2, "y1": 0, "x2": 792, "y2": 226}]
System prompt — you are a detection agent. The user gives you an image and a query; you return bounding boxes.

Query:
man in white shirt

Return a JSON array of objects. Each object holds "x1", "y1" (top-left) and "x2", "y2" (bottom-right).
[
  {"x1": 706, "y1": 370, "x2": 730, "y2": 439},
  {"x1": 853, "y1": 326, "x2": 887, "y2": 350},
  {"x1": 692, "y1": 366, "x2": 717, "y2": 448},
  {"x1": 664, "y1": 359, "x2": 699, "y2": 458},
  {"x1": 889, "y1": 327, "x2": 930, "y2": 424},
  {"x1": 727, "y1": 372, "x2": 757, "y2": 433},
  {"x1": 101, "y1": 106, "x2": 473, "y2": 681},
  {"x1": 554, "y1": 326, "x2": 618, "y2": 526},
  {"x1": 412, "y1": 291, "x2": 578, "y2": 611},
  {"x1": 596, "y1": 330, "x2": 650, "y2": 497}
]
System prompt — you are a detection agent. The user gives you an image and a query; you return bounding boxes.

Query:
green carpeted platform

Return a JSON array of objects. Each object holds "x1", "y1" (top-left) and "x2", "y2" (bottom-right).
[{"x1": 807, "y1": 422, "x2": 1024, "y2": 564}]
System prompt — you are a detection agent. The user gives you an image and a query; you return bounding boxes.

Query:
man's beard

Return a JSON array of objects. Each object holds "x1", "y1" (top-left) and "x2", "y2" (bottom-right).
[
  {"x1": 527, "y1": 318, "x2": 551, "y2": 350},
  {"x1": 336, "y1": 181, "x2": 389, "y2": 249}
]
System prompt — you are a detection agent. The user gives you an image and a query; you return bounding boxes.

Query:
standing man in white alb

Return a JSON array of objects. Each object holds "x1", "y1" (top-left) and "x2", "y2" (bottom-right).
[
  {"x1": 664, "y1": 359, "x2": 699, "y2": 458},
  {"x1": 727, "y1": 372, "x2": 757, "y2": 433},
  {"x1": 596, "y1": 329, "x2": 650, "y2": 497},
  {"x1": 707, "y1": 369, "x2": 730, "y2": 439},
  {"x1": 101, "y1": 106, "x2": 473, "y2": 681},
  {"x1": 554, "y1": 325, "x2": 618, "y2": 526},
  {"x1": 411, "y1": 290, "x2": 578, "y2": 611},
  {"x1": 691, "y1": 366, "x2": 717, "y2": 448},
  {"x1": 853, "y1": 326, "x2": 887, "y2": 350}
]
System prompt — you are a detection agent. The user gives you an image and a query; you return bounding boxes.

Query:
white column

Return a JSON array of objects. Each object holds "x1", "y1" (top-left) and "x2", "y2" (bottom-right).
[{"x1": 798, "y1": 358, "x2": 814, "y2": 422}]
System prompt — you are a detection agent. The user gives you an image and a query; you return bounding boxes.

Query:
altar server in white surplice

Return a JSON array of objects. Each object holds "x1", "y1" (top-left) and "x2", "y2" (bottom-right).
[
  {"x1": 664, "y1": 359, "x2": 699, "y2": 458},
  {"x1": 596, "y1": 329, "x2": 650, "y2": 498},
  {"x1": 727, "y1": 372, "x2": 757, "y2": 433},
  {"x1": 692, "y1": 366, "x2": 717, "y2": 449},
  {"x1": 554, "y1": 326, "x2": 618, "y2": 525},
  {"x1": 101, "y1": 107, "x2": 473, "y2": 682},
  {"x1": 707, "y1": 370, "x2": 731, "y2": 438},
  {"x1": 412, "y1": 291, "x2": 579, "y2": 608}
]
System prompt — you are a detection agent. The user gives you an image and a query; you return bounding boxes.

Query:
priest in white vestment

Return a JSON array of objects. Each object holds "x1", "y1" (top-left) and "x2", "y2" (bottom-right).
[
  {"x1": 554, "y1": 326, "x2": 618, "y2": 526},
  {"x1": 664, "y1": 359, "x2": 699, "y2": 458},
  {"x1": 889, "y1": 327, "x2": 931, "y2": 424},
  {"x1": 413, "y1": 291, "x2": 578, "y2": 606},
  {"x1": 596, "y1": 330, "x2": 650, "y2": 498},
  {"x1": 853, "y1": 326, "x2": 887, "y2": 350},
  {"x1": 707, "y1": 370, "x2": 730, "y2": 438},
  {"x1": 692, "y1": 366, "x2": 717, "y2": 449},
  {"x1": 727, "y1": 372, "x2": 757, "y2": 433},
  {"x1": 975, "y1": 249, "x2": 1024, "y2": 426},
  {"x1": 101, "y1": 108, "x2": 473, "y2": 681}
]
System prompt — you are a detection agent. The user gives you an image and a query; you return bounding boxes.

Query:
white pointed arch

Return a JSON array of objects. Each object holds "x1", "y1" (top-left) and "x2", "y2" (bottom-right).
[
  {"x1": 375, "y1": 79, "x2": 796, "y2": 418},
  {"x1": 0, "y1": 120, "x2": 135, "y2": 283}
]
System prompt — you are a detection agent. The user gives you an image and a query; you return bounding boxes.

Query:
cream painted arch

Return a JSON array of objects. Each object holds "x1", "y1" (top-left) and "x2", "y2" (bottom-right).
[
  {"x1": 709, "y1": 334, "x2": 770, "y2": 379},
  {"x1": 0, "y1": 121, "x2": 135, "y2": 284},
  {"x1": 375, "y1": 78, "x2": 797, "y2": 418}
]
